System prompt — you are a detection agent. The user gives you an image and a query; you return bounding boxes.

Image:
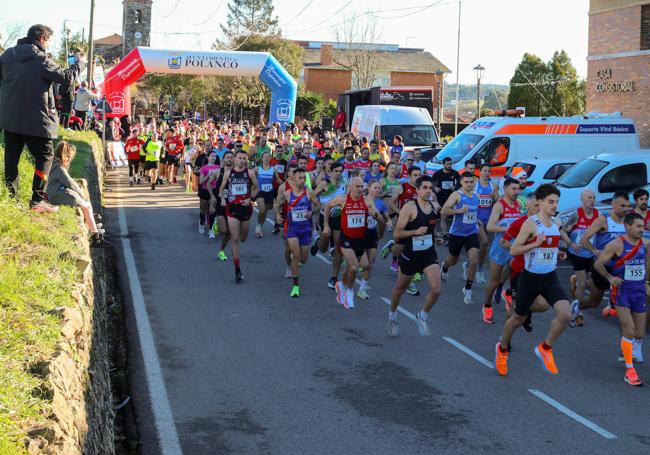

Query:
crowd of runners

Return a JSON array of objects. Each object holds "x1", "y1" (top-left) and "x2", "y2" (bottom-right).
[{"x1": 120, "y1": 116, "x2": 650, "y2": 387}]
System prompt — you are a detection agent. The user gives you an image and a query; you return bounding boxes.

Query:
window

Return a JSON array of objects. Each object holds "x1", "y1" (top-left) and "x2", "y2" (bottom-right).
[
  {"x1": 557, "y1": 159, "x2": 608, "y2": 188},
  {"x1": 475, "y1": 137, "x2": 510, "y2": 166},
  {"x1": 598, "y1": 163, "x2": 647, "y2": 193},
  {"x1": 436, "y1": 134, "x2": 483, "y2": 163},
  {"x1": 642, "y1": 5, "x2": 650, "y2": 50},
  {"x1": 135, "y1": 9, "x2": 142, "y2": 24},
  {"x1": 543, "y1": 163, "x2": 574, "y2": 180},
  {"x1": 380, "y1": 125, "x2": 437, "y2": 147},
  {"x1": 507, "y1": 162, "x2": 536, "y2": 178}
]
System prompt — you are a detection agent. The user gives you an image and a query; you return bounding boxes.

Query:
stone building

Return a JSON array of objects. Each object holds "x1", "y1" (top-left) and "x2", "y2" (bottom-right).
[
  {"x1": 587, "y1": 0, "x2": 650, "y2": 146},
  {"x1": 93, "y1": 34, "x2": 122, "y2": 64},
  {"x1": 122, "y1": 0, "x2": 153, "y2": 57}
]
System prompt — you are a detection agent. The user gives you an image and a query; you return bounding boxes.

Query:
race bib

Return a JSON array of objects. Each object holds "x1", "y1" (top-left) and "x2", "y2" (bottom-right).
[
  {"x1": 624, "y1": 264, "x2": 645, "y2": 281},
  {"x1": 169, "y1": 144, "x2": 176, "y2": 150},
  {"x1": 275, "y1": 164, "x2": 285, "y2": 173},
  {"x1": 367, "y1": 216, "x2": 377, "y2": 229},
  {"x1": 412, "y1": 234, "x2": 433, "y2": 251},
  {"x1": 130, "y1": 146, "x2": 139, "y2": 152},
  {"x1": 230, "y1": 183, "x2": 247, "y2": 196},
  {"x1": 442, "y1": 181, "x2": 454, "y2": 190},
  {"x1": 261, "y1": 183, "x2": 272, "y2": 192},
  {"x1": 292, "y1": 209, "x2": 308, "y2": 222},
  {"x1": 478, "y1": 197, "x2": 492, "y2": 207},
  {"x1": 347, "y1": 214, "x2": 365, "y2": 228},
  {"x1": 462, "y1": 211, "x2": 477, "y2": 224},
  {"x1": 535, "y1": 248, "x2": 557, "y2": 265}
]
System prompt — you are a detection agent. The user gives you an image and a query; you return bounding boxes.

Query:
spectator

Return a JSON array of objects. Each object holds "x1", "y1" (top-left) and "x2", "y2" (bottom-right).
[
  {"x1": 334, "y1": 107, "x2": 346, "y2": 133},
  {"x1": 58, "y1": 80, "x2": 75, "y2": 128},
  {"x1": 72, "y1": 80, "x2": 97, "y2": 129},
  {"x1": 0, "y1": 24, "x2": 83, "y2": 212},
  {"x1": 46, "y1": 141, "x2": 105, "y2": 244}
]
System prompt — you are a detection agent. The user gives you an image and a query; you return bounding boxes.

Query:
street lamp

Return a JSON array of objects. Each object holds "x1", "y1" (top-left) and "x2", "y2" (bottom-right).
[
  {"x1": 473, "y1": 64, "x2": 485, "y2": 120},
  {"x1": 434, "y1": 69, "x2": 445, "y2": 137}
]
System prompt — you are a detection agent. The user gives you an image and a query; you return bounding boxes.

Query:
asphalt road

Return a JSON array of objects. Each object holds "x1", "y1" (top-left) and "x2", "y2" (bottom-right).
[{"x1": 104, "y1": 167, "x2": 650, "y2": 455}]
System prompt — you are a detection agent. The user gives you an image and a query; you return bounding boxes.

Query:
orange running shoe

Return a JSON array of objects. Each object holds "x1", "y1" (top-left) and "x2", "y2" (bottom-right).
[
  {"x1": 535, "y1": 343, "x2": 559, "y2": 375},
  {"x1": 501, "y1": 289, "x2": 513, "y2": 312},
  {"x1": 494, "y1": 342, "x2": 509, "y2": 376},
  {"x1": 602, "y1": 305, "x2": 618, "y2": 318},
  {"x1": 569, "y1": 274, "x2": 577, "y2": 298},
  {"x1": 482, "y1": 305, "x2": 495, "y2": 324},
  {"x1": 624, "y1": 368, "x2": 643, "y2": 387}
]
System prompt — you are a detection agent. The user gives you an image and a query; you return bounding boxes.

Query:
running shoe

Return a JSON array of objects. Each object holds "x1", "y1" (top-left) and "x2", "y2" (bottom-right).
[
  {"x1": 329, "y1": 247, "x2": 335, "y2": 257},
  {"x1": 172, "y1": 177, "x2": 177, "y2": 184},
  {"x1": 462, "y1": 287, "x2": 473, "y2": 304},
  {"x1": 335, "y1": 281, "x2": 344, "y2": 305},
  {"x1": 290, "y1": 285, "x2": 300, "y2": 298},
  {"x1": 602, "y1": 305, "x2": 617, "y2": 318},
  {"x1": 494, "y1": 342, "x2": 509, "y2": 376},
  {"x1": 255, "y1": 224, "x2": 262, "y2": 238},
  {"x1": 568, "y1": 299, "x2": 581, "y2": 328},
  {"x1": 412, "y1": 272, "x2": 422, "y2": 283},
  {"x1": 633, "y1": 339, "x2": 644, "y2": 363},
  {"x1": 328, "y1": 277, "x2": 337, "y2": 289},
  {"x1": 406, "y1": 283, "x2": 420, "y2": 296},
  {"x1": 494, "y1": 285, "x2": 503, "y2": 306},
  {"x1": 284, "y1": 267, "x2": 292, "y2": 279},
  {"x1": 501, "y1": 289, "x2": 512, "y2": 312},
  {"x1": 235, "y1": 271, "x2": 244, "y2": 283},
  {"x1": 130, "y1": 180, "x2": 134, "y2": 187},
  {"x1": 476, "y1": 271, "x2": 487, "y2": 284},
  {"x1": 462, "y1": 261, "x2": 468, "y2": 280},
  {"x1": 345, "y1": 288, "x2": 355, "y2": 309},
  {"x1": 574, "y1": 313, "x2": 584, "y2": 327},
  {"x1": 482, "y1": 305, "x2": 494, "y2": 324},
  {"x1": 415, "y1": 312, "x2": 431, "y2": 336},
  {"x1": 151, "y1": 184, "x2": 156, "y2": 190},
  {"x1": 534, "y1": 343, "x2": 559, "y2": 375},
  {"x1": 357, "y1": 288, "x2": 370, "y2": 300},
  {"x1": 624, "y1": 368, "x2": 643, "y2": 387},
  {"x1": 217, "y1": 250, "x2": 228, "y2": 261},
  {"x1": 272, "y1": 224, "x2": 280, "y2": 234},
  {"x1": 440, "y1": 268, "x2": 448, "y2": 281},
  {"x1": 208, "y1": 230, "x2": 216, "y2": 239},
  {"x1": 390, "y1": 259, "x2": 399, "y2": 273},
  {"x1": 569, "y1": 274, "x2": 577, "y2": 299},
  {"x1": 310, "y1": 235, "x2": 320, "y2": 256},
  {"x1": 380, "y1": 240, "x2": 395, "y2": 260},
  {"x1": 388, "y1": 320, "x2": 399, "y2": 337},
  {"x1": 523, "y1": 314, "x2": 533, "y2": 332},
  {"x1": 30, "y1": 200, "x2": 59, "y2": 213},
  {"x1": 199, "y1": 223, "x2": 206, "y2": 235}
]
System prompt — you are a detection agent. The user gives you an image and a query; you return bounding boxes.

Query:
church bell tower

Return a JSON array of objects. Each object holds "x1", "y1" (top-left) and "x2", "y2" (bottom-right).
[{"x1": 122, "y1": 0, "x2": 153, "y2": 57}]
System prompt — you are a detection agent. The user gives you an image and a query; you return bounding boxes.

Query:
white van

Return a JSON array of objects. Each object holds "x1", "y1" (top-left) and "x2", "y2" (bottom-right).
[
  {"x1": 425, "y1": 113, "x2": 640, "y2": 179},
  {"x1": 350, "y1": 105, "x2": 438, "y2": 151}
]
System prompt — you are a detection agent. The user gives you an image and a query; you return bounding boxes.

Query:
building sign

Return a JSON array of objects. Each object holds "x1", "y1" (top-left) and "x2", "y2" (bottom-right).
[{"x1": 595, "y1": 68, "x2": 635, "y2": 93}]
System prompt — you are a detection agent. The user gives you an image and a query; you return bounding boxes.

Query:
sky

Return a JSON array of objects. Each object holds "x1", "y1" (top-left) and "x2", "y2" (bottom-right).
[{"x1": 0, "y1": 0, "x2": 590, "y2": 85}]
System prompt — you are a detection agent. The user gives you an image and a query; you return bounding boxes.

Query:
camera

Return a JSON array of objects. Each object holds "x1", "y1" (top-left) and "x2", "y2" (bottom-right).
[{"x1": 67, "y1": 54, "x2": 78, "y2": 65}]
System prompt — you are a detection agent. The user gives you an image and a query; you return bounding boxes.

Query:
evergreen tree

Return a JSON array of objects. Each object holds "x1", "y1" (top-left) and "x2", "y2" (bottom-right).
[
  {"x1": 220, "y1": 0, "x2": 279, "y2": 41},
  {"x1": 507, "y1": 53, "x2": 551, "y2": 116},
  {"x1": 547, "y1": 50, "x2": 583, "y2": 116}
]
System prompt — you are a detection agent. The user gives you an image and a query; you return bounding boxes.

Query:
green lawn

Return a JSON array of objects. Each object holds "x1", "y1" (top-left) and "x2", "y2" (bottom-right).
[{"x1": 0, "y1": 130, "x2": 99, "y2": 454}]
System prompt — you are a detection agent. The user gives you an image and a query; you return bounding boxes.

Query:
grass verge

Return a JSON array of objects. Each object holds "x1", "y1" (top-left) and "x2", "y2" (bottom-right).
[{"x1": 0, "y1": 129, "x2": 99, "y2": 454}]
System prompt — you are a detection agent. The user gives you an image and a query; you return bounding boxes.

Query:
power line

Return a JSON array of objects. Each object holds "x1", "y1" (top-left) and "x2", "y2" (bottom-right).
[
  {"x1": 186, "y1": 0, "x2": 227, "y2": 26},
  {"x1": 516, "y1": 67, "x2": 561, "y2": 116},
  {"x1": 159, "y1": 0, "x2": 181, "y2": 18},
  {"x1": 283, "y1": 0, "x2": 318, "y2": 27}
]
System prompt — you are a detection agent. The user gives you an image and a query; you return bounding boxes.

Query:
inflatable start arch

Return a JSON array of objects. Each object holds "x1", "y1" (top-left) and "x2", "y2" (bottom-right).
[{"x1": 99, "y1": 47, "x2": 297, "y2": 126}]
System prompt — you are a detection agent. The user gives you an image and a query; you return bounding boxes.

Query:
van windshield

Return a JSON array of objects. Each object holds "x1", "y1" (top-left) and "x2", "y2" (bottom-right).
[
  {"x1": 556, "y1": 159, "x2": 609, "y2": 188},
  {"x1": 435, "y1": 134, "x2": 483, "y2": 163},
  {"x1": 381, "y1": 125, "x2": 438, "y2": 147}
]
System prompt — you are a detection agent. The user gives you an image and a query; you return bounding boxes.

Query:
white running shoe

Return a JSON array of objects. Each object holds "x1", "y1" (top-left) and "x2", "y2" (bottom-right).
[
  {"x1": 569, "y1": 299, "x2": 580, "y2": 328},
  {"x1": 440, "y1": 268, "x2": 448, "y2": 281},
  {"x1": 462, "y1": 287, "x2": 473, "y2": 304},
  {"x1": 255, "y1": 224, "x2": 263, "y2": 238},
  {"x1": 345, "y1": 288, "x2": 355, "y2": 309},
  {"x1": 357, "y1": 288, "x2": 370, "y2": 300},
  {"x1": 476, "y1": 271, "x2": 487, "y2": 284},
  {"x1": 284, "y1": 267, "x2": 292, "y2": 279},
  {"x1": 415, "y1": 312, "x2": 431, "y2": 336},
  {"x1": 388, "y1": 320, "x2": 399, "y2": 337},
  {"x1": 198, "y1": 223, "x2": 205, "y2": 234},
  {"x1": 208, "y1": 230, "x2": 215, "y2": 239},
  {"x1": 462, "y1": 261, "x2": 468, "y2": 280}
]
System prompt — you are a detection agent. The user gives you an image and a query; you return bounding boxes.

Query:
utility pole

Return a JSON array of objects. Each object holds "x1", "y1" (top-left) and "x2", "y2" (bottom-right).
[
  {"x1": 454, "y1": 0, "x2": 462, "y2": 136},
  {"x1": 87, "y1": 0, "x2": 96, "y2": 87},
  {"x1": 63, "y1": 20, "x2": 69, "y2": 66}
]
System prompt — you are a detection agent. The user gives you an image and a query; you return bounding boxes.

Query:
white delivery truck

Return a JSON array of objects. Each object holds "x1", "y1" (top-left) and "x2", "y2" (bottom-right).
[
  {"x1": 350, "y1": 105, "x2": 439, "y2": 152},
  {"x1": 425, "y1": 112, "x2": 640, "y2": 180}
]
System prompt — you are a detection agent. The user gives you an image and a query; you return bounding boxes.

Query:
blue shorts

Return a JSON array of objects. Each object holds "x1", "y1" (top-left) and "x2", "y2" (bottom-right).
[
  {"x1": 613, "y1": 287, "x2": 647, "y2": 313},
  {"x1": 284, "y1": 228, "x2": 312, "y2": 246},
  {"x1": 489, "y1": 241, "x2": 511, "y2": 266}
]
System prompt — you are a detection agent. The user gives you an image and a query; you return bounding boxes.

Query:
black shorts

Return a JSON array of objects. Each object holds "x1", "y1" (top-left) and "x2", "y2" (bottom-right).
[
  {"x1": 226, "y1": 203, "x2": 253, "y2": 221},
  {"x1": 128, "y1": 159, "x2": 140, "y2": 167},
  {"x1": 319, "y1": 213, "x2": 341, "y2": 232},
  {"x1": 340, "y1": 233, "x2": 365, "y2": 258},
  {"x1": 399, "y1": 250, "x2": 439, "y2": 276},
  {"x1": 568, "y1": 253, "x2": 594, "y2": 272},
  {"x1": 365, "y1": 229, "x2": 379, "y2": 250},
  {"x1": 591, "y1": 266, "x2": 612, "y2": 292},
  {"x1": 166, "y1": 154, "x2": 181, "y2": 166},
  {"x1": 144, "y1": 161, "x2": 158, "y2": 171},
  {"x1": 198, "y1": 188, "x2": 212, "y2": 200},
  {"x1": 448, "y1": 233, "x2": 480, "y2": 257},
  {"x1": 139, "y1": 155, "x2": 146, "y2": 163},
  {"x1": 255, "y1": 191, "x2": 274, "y2": 206},
  {"x1": 215, "y1": 199, "x2": 226, "y2": 217},
  {"x1": 514, "y1": 270, "x2": 568, "y2": 316}
]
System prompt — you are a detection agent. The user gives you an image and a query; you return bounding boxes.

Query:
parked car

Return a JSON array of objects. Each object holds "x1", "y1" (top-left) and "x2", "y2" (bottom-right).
[
  {"x1": 503, "y1": 159, "x2": 575, "y2": 190},
  {"x1": 554, "y1": 149, "x2": 650, "y2": 213}
]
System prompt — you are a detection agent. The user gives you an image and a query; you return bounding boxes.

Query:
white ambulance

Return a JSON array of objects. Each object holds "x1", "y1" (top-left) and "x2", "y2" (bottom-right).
[{"x1": 425, "y1": 112, "x2": 640, "y2": 179}]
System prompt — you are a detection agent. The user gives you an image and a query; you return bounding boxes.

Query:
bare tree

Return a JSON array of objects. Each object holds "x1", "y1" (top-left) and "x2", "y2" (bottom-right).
[
  {"x1": 0, "y1": 22, "x2": 27, "y2": 53},
  {"x1": 333, "y1": 14, "x2": 383, "y2": 89}
]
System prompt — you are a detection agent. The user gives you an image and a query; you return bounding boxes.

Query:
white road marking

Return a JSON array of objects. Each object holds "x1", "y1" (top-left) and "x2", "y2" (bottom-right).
[
  {"x1": 528, "y1": 389, "x2": 617, "y2": 440},
  {"x1": 117, "y1": 203, "x2": 183, "y2": 454},
  {"x1": 379, "y1": 296, "x2": 416, "y2": 321},
  {"x1": 442, "y1": 336, "x2": 495, "y2": 369}
]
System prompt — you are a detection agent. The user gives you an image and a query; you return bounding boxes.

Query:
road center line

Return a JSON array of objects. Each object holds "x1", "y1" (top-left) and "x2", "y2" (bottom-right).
[
  {"x1": 442, "y1": 336, "x2": 495, "y2": 369},
  {"x1": 379, "y1": 296, "x2": 416, "y2": 320},
  {"x1": 528, "y1": 389, "x2": 617, "y2": 440},
  {"x1": 117, "y1": 192, "x2": 183, "y2": 454}
]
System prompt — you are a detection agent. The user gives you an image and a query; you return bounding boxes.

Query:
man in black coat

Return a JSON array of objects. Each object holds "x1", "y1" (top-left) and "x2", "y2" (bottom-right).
[{"x1": 0, "y1": 24, "x2": 83, "y2": 212}]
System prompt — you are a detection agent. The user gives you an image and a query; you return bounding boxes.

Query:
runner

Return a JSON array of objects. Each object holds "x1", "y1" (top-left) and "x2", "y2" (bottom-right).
[
  {"x1": 441, "y1": 171, "x2": 480, "y2": 304},
  {"x1": 164, "y1": 127, "x2": 184, "y2": 184},
  {"x1": 198, "y1": 152, "x2": 220, "y2": 238},
  {"x1": 210, "y1": 151, "x2": 234, "y2": 260},
  {"x1": 560, "y1": 189, "x2": 599, "y2": 326},
  {"x1": 218, "y1": 151, "x2": 259, "y2": 282},
  {"x1": 475, "y1": 163, "x2": 499, "y2": 283},
  {"x1": 270, "y1": 145, "x2": 288, "y2": 234},
  {"x1": 363, "y1": 161, "x2": 383, "y2": 186},
  {"x1": 183, "y1": 137, "x2": 198, "y2": 193},
  {"x1": 125, "y1": 128, "x2": 144, "y2": 186},
  {"x1": 592, "y1": 212, "x2": 648, "y2": 386},
  {"x1": 482, "y1": 178, "x2": 521, "y2": 323},
  {"x1": 143, "y1": 132, "x2": 162, "y2": 190},
  {"x1": 431, "y1": 157, "x2": 461, "y2": 242},
  {"x1": 323, "y1": 177, "x2": 378, "y2": 309},
  {"x1": 494, "y1": 184, "x2": 571, "y2": 376},
  {"x1": 632, "y1": 188, "x2": 650, "y2": 239},
  {"x1": 275, "y1": 167, "x2": 318, "y2": 297},
  {"x1": 570, "y1": 192, "x2": 630, "y2": 323},
  {"x1": 387, "y1": 175, "x2": 442, "y2": 337},
  {"x1": 254, "y1": 151, "x2": 277, "y2": 238}
]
